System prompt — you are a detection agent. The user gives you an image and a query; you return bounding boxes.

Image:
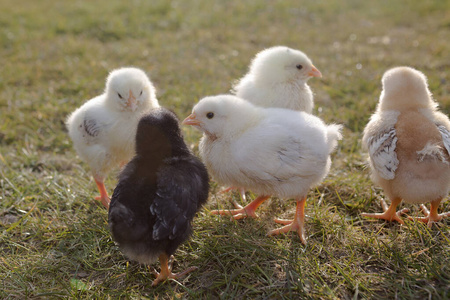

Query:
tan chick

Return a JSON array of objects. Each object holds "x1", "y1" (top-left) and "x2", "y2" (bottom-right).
[{"x1": 362, "y1": 66, "x2": 450, "y2": 227}]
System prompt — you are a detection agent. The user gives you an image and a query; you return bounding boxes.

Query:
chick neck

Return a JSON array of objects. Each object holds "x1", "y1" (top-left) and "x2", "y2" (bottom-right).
[
  {"x1": 379, "y1": 90, "x2": 436, "y2": 113},
  {"x1": 220, "y1": 105, "x2": 264, "y2": 142}
]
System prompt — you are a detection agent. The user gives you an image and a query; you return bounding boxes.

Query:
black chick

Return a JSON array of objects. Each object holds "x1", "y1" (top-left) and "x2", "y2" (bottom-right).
[{"x1": 108, "y1": 107, "x2": 209, "y2": 286}]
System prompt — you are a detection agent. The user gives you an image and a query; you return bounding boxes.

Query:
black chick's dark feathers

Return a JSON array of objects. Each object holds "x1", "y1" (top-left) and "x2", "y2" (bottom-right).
[{"x1": 108, "y1": 108, "x2": 209, "y2": 266}]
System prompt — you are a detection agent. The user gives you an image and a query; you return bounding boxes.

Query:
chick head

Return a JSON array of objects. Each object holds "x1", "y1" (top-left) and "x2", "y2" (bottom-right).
[
  {"x1": 105, "y1": 67, "x2": 156, "y2": 112},
  {"x1": 379, "y1": 66, "x2": 435, "y2": 111},
  {"x1": 135, "y1": 108, "x2": 187, "y2": 159},
  {"x1": 249, "y1": 46, "x2": 321, "y2": 85},
  {"x1": 183, "y1": 95, "x2": 257, "y2": 139}
]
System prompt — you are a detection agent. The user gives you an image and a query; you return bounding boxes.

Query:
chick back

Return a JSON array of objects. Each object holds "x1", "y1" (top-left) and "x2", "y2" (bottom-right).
[
  {"x1": 386, "y1": 110, "x2": 450, "y2": 203},
  {"x1": 108, "y1": 154, "x2": 209, "y2": 265}
]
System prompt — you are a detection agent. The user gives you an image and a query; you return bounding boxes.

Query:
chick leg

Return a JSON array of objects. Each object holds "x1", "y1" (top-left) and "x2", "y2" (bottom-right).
[
  {"x1": 151, "y1": 254, "x2": 198, "y2": 286},
  {"x1": 219, "y1": 186, "x2": 246, "y2": 208},
  {"x1": 267, "y1": 197, "x2": 307, "y2": 244},
  {"x1": 361, "y1": 197, "x2": 409, "y2": 224},
  {"x1": 210, "y1": 195, "x2": 270, "y2": 220},
  {"x1": 94, "y1": 177, "x2": 110, "y2": 209},
  {"x1": 410, "y1": 199, "x2": 450, "y2": 228}
]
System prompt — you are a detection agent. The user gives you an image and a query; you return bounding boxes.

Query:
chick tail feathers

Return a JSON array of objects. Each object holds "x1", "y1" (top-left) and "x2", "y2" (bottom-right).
[{"x1": 325, "y1": 124, "x2": 343, "y2": 154}]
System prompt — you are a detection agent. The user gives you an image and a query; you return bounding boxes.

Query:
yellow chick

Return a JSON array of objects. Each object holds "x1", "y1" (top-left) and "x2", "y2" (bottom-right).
[{"x1": 362, "y1": 66, "x2": 450, "y2": 227}]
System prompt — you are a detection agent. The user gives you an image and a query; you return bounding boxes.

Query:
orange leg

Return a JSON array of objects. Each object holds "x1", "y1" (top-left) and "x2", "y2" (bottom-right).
[
  {"x1": 267, "y1": 197, "x2": 307, "y2": 244},
  {"x1": 219, "y1": 186, "x2": 235, "y2": 194},
  {"x1": 237, "y1": 188, "x2": 246, "y2": 203},
  {"x1": 94, "y1": 177, "x2": 110, "y2": 209},
  {"x1": 152, "y1": 254, "x2": 197, "y2": 286},
  {"x1": 210, "y1": 195, "x2": 270, "y2": 220},
  {"x1": 361, "y1": 197, "x2": 409, "y2": 224},
  {"x1": 219, "y1": 186, "x2": 247, "y2": 208},
  {"x1": 410, "y1": 199, "x2": 450, "y2": 228}
]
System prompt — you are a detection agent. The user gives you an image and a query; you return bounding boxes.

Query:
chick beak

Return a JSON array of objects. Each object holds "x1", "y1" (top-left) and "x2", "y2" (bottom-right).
[
  {"x1": 308, "y1": 65, "x2": 322, "y2": 78},
  {"x1": 182, "y1": 113, "x2": 201, "y2": 126},
  {"x1": 127, "y1": 90, "x2": 137, "y2": 111}
]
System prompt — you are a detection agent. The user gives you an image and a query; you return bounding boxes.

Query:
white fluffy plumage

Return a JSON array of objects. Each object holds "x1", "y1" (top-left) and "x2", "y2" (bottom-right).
[
  {"x1": 66, "y1": 67, "x2": 159, "y2": 208},
  {"x1": 232, "y1": 46, "x2": 322, "y2": 113},
  {"x1": 183, "y1": 95, "x2": 342, "y2": 243},
  {"x1": 362, "y1": 66, "x2": 450, "y2": 226}
]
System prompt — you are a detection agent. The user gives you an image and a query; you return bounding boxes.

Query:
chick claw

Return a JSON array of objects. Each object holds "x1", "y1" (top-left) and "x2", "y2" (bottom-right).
[
  {"x1": 267, "y1": 197, "x2": 307, "y2": 244},
  {"x1": 219, "y1": 187, "x2": 235, "y2": 194},
  {"x1": 273, "y1": 218, "x2": 295, "y2": 225},
  {"x1": 210, "y1": 207, "x2": 258, "y2": 220},
  {"x1": 152, "y1": 266, "x2": 198, "y2": 286},
  {"x1": 219, "y1": 186, "x2": 246, "y2": 208},
  {"x1": 408, "y1": 201, "x2": 450, "y2": 228},
  {"x1": 94, "y1": 195, "x2": 110, "y2": 209},
  {"x1": 361, "y1": 198, "x2": 409, "y2": 225},
  {"x1": 210, "y1": 195, "x2": 269, "y2": 220},
  {"x1": 151, "y1": 254, "x2": 198, "y2": 286},
  {"x1": 268, "y1": 218, "x2": 306, "y2": 245}
]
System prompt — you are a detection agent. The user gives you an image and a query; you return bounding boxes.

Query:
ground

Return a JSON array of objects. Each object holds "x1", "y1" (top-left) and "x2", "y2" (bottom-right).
[{"x1": 0, "y1": 0, "x2": 449, "y2": 298}]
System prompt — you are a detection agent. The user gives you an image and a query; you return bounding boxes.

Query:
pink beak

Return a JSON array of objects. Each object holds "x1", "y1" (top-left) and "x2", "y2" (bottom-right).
[
  {"x1": 182, "y1": 113, "x2": 201, "y2": 126},
  {"x1": 127, "y1": 90, "x2": 137, "y2": 111},
  {"x1": 308, "y1": 65, "x2": 322, "y2": 78}
]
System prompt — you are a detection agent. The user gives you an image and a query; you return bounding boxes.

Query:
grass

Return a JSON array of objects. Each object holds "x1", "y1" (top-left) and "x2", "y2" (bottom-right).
[{"x1": 1, "y1": 0, "x2": 449, "y2": 298}]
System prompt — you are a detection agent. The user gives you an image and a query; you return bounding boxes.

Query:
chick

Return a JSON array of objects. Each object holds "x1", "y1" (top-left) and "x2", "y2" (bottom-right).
[
  {"x1": 362, "y1": 67, "x2": 450, "y2": 227},
  {"x1": 66, "y1": 67, "x2": 159, "y2": 208},
  {"x1": 224, "y1": 46, "x2": 322, "y2": 206},
  {"x1": 108, "y1": 108, "x2": 209, "y2": 286},
  {"x1": 183, "y1": 95, "x2": 341, "y2": 243},
  {"x1": 232, "y1": 46, "x2": 322, "y2": 113}
]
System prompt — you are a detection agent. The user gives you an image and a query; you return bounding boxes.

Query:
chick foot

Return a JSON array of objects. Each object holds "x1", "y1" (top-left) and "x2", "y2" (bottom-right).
[
  {"x1": 409, "y1": 200, "x2": 450, "y2": 228},
  {"x1": 219, "y1": 186, "x2": 247, "y2": 208},
  {"x1": 152, "y1": 254, "x2": 197, "y2": 286},
  {"x1": 211, "y1": 195, "x2": 269, "y2": 220},
  {"x1": 361, "y1": 197, "x2": 409, "y2": 224},
  {"x1": 267, "y1": 197, "x2": 307, "y2": 244},
  {"x1": 94, "y1": 178, "x2": 110, "y2": 209}
]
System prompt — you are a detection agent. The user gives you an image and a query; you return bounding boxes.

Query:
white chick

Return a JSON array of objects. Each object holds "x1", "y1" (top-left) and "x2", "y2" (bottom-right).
[
  {"x1": 66, "y1": 67, "x2": 159, "y2": 208},
  {"x1": 362, "y1": 67, "x2": 450, "y2": 227},
  {"x1": 225, "y1": 46, "x2": 322, "y2": 205},
  {"x1": 232, "y1": 46, "x2": 322, "y2": 113},
  {"x1": 183, "y1": 95, "x2": 342, "y2": 244}
]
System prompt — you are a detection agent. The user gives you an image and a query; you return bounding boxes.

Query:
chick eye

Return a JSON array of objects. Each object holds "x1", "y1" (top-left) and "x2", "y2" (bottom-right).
[
  {"x1": 296, "y1": 64, "x2": 303, "y2": 70},
  {"x1": 206, "y1": 112, "x2": 214, "y2": 119},
  {"x1": 139, "y1": 90, "x2": 143, "y2": 96},
  {"x1": 118, "y1": 93, "x2": 123, "y2": 99}
]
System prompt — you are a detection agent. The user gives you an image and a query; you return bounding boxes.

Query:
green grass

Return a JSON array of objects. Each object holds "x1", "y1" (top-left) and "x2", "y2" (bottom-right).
[{"x1": 1, "y1": 0, "x2": 449, "y2": 298}]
